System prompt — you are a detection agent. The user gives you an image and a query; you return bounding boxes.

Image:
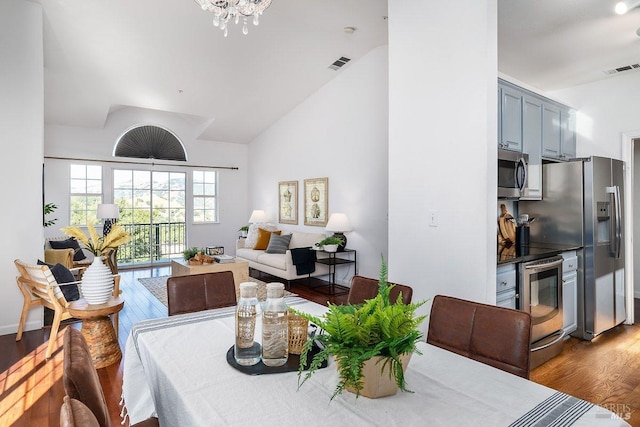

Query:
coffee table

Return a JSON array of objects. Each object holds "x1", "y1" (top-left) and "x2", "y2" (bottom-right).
[
  {"x1": 170, "y1": 259, "x2": 249, "y2": 286},
  {"x1": 67, "y1": 296, "x2": 124, "y2": 368}
]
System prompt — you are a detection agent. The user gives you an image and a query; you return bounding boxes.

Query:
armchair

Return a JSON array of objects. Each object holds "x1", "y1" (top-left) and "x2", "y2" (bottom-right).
[{"x1": 14, "y1": 259, "x2": 121, "y2": 359}]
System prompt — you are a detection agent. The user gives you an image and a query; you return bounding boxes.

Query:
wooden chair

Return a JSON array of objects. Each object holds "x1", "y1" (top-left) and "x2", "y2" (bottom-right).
[
  {"x1": 14, "y1": 259, "x2": 120, "y2": 359},
  {"x1": 167, "y1": 271, "x2": 237, "y2": 316},
  {"x1": 62, "y1": 327, "x2": 158, "y2": 427},
  {"x1": 347, "y1": 275, "x2": 413, "y2": 305},
  {"x1": 427, "y1": 295, "x2": 533, "y2": 379}
]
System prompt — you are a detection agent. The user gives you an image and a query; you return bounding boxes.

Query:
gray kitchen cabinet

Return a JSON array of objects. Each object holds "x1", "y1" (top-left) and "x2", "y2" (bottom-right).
[
  {"x1": 496, "y1": 263, "x2": 517, "y2": 309},
  {"x1": 499, "y1": 84, "x2": 523, "y2": 152},
  {"x1": 542, "y1": 103, "x2": 562, "y2": 158},
  {"x1": 521, "y1": 95, "x2": 543, "y2": 200},
  {"x1": 560, "y1": 109, "x2": 576, "y2": 159},
  {"x1": 562, "y1": 251, "x2": 578, "y2": 335}
]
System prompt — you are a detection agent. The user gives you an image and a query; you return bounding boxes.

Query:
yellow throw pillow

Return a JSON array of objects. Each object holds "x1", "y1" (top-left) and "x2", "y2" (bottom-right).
[{"x1": 254, "y1": 228, "x2": 281, "y2": 250}]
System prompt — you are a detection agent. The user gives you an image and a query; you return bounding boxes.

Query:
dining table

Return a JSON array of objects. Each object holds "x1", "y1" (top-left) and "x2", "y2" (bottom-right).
[{"x1": 122, "y1": 296, "x2": 630, "y2": 427}]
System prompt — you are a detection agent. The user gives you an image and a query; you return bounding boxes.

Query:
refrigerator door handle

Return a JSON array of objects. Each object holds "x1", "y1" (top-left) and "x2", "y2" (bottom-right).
[{"x1": 606, "y1": 185, "x2": 622, "y2": 259}]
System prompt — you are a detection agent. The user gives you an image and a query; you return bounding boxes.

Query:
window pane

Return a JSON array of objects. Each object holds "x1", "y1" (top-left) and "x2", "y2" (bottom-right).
[
  {"x1": 70, "y1": 179, "x2": 86, "y2": 193},
  {"x1": 194, "y1": 197, "x2": 204, "y2": 209},
  {"x1": 193, "y1": 183, "x2": 204, "y2": 196},
  {"x1": 204, "y1": 183, "x2": 216, "y2": 195},
  {"x1": 204, "y1": 210, "x2": 216, "y2": 222},
  {"x1": 86, "y1": 179, "x2": 102, "y2": 194},
  {"x1": 204, "y1": 171, "x2": 216, "y2": 183},
  {"x1": 70, "y1": 164, "x2": 86, "y2": 179},
  {"x1": 87, "y1": 165, "x2": 102, "y2": 180},
  {"x1": 114, "y1": 170, "x2": 132, "y2": 188},
  {"x1": 204, "y1": 197, "x2": 215, "y2": 209},
  {"x1": 133, "y1": 171, "x2": 151, "y2": 189}
]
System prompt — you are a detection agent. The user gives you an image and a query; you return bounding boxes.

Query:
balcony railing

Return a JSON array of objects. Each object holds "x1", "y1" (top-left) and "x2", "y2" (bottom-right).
[{"x1": 117, "y1": 222, "x2": 186, "y2": 265}]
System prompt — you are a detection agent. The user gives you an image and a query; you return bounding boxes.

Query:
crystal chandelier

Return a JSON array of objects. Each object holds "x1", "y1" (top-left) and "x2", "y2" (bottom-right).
[{"x1": 194, "y1": 0, "x2": 273, "y2": 37}]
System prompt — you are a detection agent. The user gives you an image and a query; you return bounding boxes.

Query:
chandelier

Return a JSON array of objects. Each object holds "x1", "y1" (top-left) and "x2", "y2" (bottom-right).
[{"x1": 194, "y1": 0, "x2": 273, "y2": 37}]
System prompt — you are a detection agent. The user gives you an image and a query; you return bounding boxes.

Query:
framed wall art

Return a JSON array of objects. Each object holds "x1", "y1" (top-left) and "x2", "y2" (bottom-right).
[
  {"x1": 278, "y1": 181, "x2": 298, "y2": 224},
  {"x1": 303, "y1": 177, "x2": 328, "y2": 226}
]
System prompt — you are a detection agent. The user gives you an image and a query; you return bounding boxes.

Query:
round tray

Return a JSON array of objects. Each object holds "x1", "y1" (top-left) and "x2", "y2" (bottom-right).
[{"x1": 226, "y1": 342, "x2": 327, "y2": 375}]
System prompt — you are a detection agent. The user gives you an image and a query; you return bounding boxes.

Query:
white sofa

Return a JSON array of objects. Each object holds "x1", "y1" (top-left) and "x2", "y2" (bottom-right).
[{"x1": 235, "y1": 229, "x2": 330, "y2": 283}]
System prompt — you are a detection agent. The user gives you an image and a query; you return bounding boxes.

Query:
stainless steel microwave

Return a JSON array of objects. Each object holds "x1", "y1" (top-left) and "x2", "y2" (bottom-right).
[{"x1": 498, "y1": 149, "x2": 529, "y2": 198}]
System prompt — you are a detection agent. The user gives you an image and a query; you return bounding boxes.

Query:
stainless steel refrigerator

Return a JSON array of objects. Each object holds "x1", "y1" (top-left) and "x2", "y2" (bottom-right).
[{"x1": 520, "y1": 157, "x2": 625, "y2": 340}]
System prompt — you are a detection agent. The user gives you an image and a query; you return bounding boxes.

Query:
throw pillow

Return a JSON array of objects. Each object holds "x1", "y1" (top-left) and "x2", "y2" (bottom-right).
[
  {"x1": 265, "y1": 233, "x2": 292, "y2": 254},
  {"x1": 254, "y1": 228, "x2": 281, "y2": 250},
  {"x1": 244, "y1": 223, "x2": 278, "y2": 249},
  {"x1": 49, "y1": 238, "x2": 87, "y2": 261},
  {"x1": 37, "y1": 260, "x2": 80, "y2": 301}
]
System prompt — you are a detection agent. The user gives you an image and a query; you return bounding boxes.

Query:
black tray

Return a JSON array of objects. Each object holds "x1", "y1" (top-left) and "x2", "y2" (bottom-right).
[{"x1": 226, "y1": 342, "x2": 328, "y2": 375}]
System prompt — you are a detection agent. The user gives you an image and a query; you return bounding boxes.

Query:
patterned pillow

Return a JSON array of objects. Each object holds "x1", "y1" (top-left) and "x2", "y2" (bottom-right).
[{"x1": 265, "y1": 234, "x2": 292, "y2": 254}]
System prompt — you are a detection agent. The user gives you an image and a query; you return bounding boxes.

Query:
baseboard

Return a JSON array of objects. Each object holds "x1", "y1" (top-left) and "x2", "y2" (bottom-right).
[
  {"x1": 634, "y1": 290, "x2": 640, "y2": 299},
  {"x1": 0, "y1": 319, "x2": 41, "y2": 337}
]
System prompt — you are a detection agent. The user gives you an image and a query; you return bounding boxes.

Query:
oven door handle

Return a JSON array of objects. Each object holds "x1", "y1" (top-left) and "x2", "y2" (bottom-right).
[{"x1": 524, "y1": 258, "x2": 563, "y2": 273}]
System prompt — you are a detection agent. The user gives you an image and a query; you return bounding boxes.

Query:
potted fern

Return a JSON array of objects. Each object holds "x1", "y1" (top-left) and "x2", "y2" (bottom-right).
[
  {"x1": 292, "y1": 259, "x2": 427, "y2": 400},
  {"x1": 316, "y1": 236, "x2": 343, "y2": 252}
]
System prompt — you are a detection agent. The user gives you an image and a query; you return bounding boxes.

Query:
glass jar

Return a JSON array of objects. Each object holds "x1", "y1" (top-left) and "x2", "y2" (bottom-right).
[
  {"x1": 262, "y1": 282, "x2": 288, "y2": 367},
  {"x1": 235, "y1": 282, "x2": 261, "y2": 366}
]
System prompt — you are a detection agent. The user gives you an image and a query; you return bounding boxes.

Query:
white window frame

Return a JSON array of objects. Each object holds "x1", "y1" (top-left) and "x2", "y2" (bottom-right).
[
  {"x1": 192, "y1": 170, "x2": 218, "y2": 223},
  {"x1": 69, "y1": 164, "x2": 103, "y2": 226}
]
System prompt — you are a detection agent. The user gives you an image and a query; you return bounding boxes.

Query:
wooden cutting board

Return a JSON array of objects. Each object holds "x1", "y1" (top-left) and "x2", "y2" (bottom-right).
[{"x1": 498, "y1": 204, "x2": 516, "y2": 244}]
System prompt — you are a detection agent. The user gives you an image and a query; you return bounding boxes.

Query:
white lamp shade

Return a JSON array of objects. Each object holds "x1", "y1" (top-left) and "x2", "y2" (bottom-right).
[
  {"x1": 248, "y1": 209, "x2": 267, "y2": 223},
  {"x1": 96, "y1": 203, "x2": 120, "y2": 219},
  {"x1": 325, "y1": 213, "x2": 352, "y2": 232}
]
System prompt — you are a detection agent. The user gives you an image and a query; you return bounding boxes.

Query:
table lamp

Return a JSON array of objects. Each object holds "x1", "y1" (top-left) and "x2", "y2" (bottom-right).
[
  {"x1": 248, "y1": 209, "x2": 267, "y2": 223},
  {"x1": 97, "y1": 203, "x2": 120, "y2": 236},
  {"x1": 325, "y1": 213, "x2": 352, "y2": 252}
]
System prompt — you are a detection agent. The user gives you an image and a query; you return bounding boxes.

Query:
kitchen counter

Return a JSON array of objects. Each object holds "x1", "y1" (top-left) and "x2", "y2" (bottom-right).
[{"x1": 497, "y1": 243, "x2": 582, "y2": 265}]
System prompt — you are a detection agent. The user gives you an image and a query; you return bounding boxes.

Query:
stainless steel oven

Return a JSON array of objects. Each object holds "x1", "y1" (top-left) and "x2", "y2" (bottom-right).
[{"x1": 518, "y1": 255, "x2": 564, "y2": 343}]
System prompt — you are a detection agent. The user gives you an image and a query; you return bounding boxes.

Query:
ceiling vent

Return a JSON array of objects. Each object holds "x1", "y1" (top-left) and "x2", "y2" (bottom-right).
[
  {"x1": 115, "y1": 125, "x2": 187, "y2": 161},
  {"x1": 329, "y1": 56, "x2": 351, "y2": 71},
  {"x1": 604, "y1": 63, "x2": 640, "y2": 75}
]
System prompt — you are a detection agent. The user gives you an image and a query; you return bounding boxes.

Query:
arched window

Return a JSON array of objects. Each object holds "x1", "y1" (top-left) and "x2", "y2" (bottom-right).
[{"x1": 114, "y1": 125, "x2": 187, "y2": 161}]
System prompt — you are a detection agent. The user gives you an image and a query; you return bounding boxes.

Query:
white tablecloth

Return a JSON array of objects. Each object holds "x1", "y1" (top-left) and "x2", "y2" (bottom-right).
[{"x1": 122, "y1": 297, "x2": 629, "y2": 427}]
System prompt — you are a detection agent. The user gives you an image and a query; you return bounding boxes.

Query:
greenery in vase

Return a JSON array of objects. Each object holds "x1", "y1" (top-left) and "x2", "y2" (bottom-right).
[
  {"x1": 317, "y1": 236, "x2": 343, "y2": 247},
  {"x1": 183, "y1": 247, "x2": 201, "y2": 260},
  {"x1": 238, "y1": 225, "x2": 249, "y2": 232},
  {"x1": 292, "y1": 258, "x2": 427, "y2": 400},
  {"x1": 61, "y1": 220, "x2": 131, "y2": 256}
]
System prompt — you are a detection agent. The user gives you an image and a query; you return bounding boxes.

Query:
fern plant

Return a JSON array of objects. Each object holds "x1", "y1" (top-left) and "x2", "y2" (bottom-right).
[{"x1": 292, "y1": 258, "x2": 427, "y2": 400}]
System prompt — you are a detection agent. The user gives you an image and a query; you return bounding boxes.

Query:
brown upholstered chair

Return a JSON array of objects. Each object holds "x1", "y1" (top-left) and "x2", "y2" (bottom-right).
[
  {"x1": 167, "y1": 271, "x2": 237, "y2": 316},
  {"x1": 62, "y1": 327, "x2": 159, "y2": 427},
  {"x1": 347, "y1": 275, "x2": 413, "y2": 305},
  {"x1": 427, "y1": 295, "x2": 533, "y2": 379}
]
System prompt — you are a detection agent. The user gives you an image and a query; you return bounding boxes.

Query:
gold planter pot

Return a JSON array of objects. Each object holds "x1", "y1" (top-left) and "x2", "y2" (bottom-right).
[{"x1": 343, "y1": 353, "x2": 412, "y2": 399}]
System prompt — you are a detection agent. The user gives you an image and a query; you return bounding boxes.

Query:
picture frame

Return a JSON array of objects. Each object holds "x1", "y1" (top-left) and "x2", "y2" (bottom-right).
[
  {"x1": 278, "y1": 181, "x2": 298, "y2": 224},
  {"x1": 303, "y1": 177, "x2": 328, "y2": 226}
]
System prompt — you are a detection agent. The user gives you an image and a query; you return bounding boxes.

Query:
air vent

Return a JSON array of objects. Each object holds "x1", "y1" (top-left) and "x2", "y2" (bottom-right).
[
  {"x1": 604, "y1": 63, "x2": 640, "y2": 75},
  {"x1": 115, "y1": 125, "x2": 187, "y2": 161},
  {"x1": 329, "y1": 56, "x2": 351, "y2": 71}
]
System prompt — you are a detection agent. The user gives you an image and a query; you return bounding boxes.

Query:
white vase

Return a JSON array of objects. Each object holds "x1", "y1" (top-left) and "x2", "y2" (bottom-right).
[
  {"x1": 81, "y1": 256, "x2": 114, "y2": 305},
  {"x1": 323, "y1": 244, "x2": 339, "y2": 252}
]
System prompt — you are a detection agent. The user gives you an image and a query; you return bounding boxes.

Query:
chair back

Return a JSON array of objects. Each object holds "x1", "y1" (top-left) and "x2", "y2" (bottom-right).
[
  {"x1": 347, "y1": 275, "x2": 413, "y2": 305},
  {"x1": 45, "y1": 248, "x2": 75, "y2": 270},
  {"x1": 62, "y1": 327, "x2": 112, "y2": 427},
  {"x1": 167, "y1": 271, "x2": 237, "y2": 316},
  {"x1": 427, "y1": 295, "x2": 533, "y2": 379},
  {"x1": 60, "y1": 396, "x2": 100, "y2": 427},
  {"x1": 15, "y1": 259, "x2": 67, "y2": 308}
]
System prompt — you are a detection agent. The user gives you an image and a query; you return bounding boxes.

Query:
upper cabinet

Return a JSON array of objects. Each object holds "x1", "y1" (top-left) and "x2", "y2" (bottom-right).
[
  {"x1": 498, "y1": 79, "x2": 576, "y2": 160},
  {"x1": 499, "y1": 85, "x2": 523, "y2": 152}
]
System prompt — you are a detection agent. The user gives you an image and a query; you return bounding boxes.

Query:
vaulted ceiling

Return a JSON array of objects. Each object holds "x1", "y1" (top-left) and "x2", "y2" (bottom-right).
[{"x1": 38, "y1": 0, "x2": 640, "y2": 143}]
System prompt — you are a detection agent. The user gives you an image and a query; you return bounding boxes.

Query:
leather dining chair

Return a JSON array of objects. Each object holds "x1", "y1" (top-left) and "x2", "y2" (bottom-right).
[
  {"x1": 62, "y1": 327, "x2": 159, "y2": 427},
  {"x1": 426, "y1": 295, "x2": 533, "y2": 379},
  {"x1": 167, "y1": 271, "x2": 237, "y2": 316},
  {"x1": 347, "y1": 275, "x2": 413, "y2": 305}
]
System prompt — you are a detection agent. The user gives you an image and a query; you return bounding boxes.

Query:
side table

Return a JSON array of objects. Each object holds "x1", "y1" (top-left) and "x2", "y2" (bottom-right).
[
  {"x1": 68, "y1": 296, "x2": 124, "y2": 369},
  {"x1": 314, "y1": 249, "x2": 357, "y2": 296}
]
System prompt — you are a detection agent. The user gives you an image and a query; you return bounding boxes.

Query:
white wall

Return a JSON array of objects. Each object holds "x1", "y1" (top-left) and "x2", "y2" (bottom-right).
[
  {"x1": 388, "y1": 0, "x2": 498, "y2": 328},
  {"x1": 44, "y1": 108, "x2": 249, "y2": 257},
  {"x1": 248, "y1": 46, "x2": 389, "y2": 283},
  {"x1": 550, "y1": 72, "x2": 640, "y2": 160},
  {"x1": 0, "y1": 0, "x2": 44, "y2": 335}
]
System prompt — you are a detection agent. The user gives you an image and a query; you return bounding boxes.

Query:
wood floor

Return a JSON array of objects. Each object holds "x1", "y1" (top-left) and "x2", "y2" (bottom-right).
[{"x1": 1, "y1": 267, "x2": 638, "y2": 426}]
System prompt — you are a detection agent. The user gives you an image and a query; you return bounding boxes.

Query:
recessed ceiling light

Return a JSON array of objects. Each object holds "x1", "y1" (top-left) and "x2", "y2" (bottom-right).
[
  {"x1": 615, "y1": 0, "x2": 640, "y2": 15},
  {"x1": 343, "y1": 26, "x2": 356, "y2": 34}
]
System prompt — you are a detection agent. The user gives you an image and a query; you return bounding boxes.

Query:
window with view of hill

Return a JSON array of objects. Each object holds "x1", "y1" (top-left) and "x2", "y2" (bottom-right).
[{"x1": 70, "y1": 164, "x2": 102, "y2": 226}]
